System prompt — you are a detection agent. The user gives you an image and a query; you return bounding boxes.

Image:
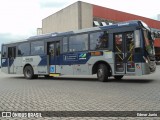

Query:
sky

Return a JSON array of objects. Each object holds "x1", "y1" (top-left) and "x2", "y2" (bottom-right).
[{"x1": 0, "y1": 0, "x2": 160, "y2": 48}]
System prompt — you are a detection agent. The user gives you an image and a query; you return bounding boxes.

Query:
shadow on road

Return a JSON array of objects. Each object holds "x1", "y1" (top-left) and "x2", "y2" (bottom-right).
[{"x1": 9, "y1": 76, "x2": 154, "y2": 83}]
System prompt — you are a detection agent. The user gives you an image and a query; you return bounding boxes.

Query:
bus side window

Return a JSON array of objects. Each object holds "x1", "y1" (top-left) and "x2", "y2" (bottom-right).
[
  {"x1": 63, "y1": 37, "x2": 68, "y2": 53},
  {"x1": 90, "y1": 31, "x2": 108, "y2": 50},
  {"x1": 31, "y1": 41, "x2": 44, "y2": 55},
  {"x1": 126, "y1": 32, "x2": 134, "y2": 52},
  {"x1": 49, "y1": 43, "x2": 54, "y2": 56},
  {"x1": 18, "y1": 43, "x2": 30, "y2": 56},
  {"x1": 115, "y1": 34, "x2": 123, "y2": 52},
  {"x1": 56, "y1": 42, "x2": 60, "y2": 56},
  {"x1": 69, "y1": 34, "x2": 88, "y2": 52}
]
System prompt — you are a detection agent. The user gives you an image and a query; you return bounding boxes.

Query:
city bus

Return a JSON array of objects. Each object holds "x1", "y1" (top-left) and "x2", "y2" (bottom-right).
[{"x1": 1, "y1": 20, "x2": 156, "y2": 82}]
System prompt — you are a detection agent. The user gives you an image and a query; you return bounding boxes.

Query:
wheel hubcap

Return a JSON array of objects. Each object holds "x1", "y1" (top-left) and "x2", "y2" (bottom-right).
[
  {"x1": 26, "y1": 69, "x2": 31, "y2": 78},
  {"x1": 98, "y1": 69, "x2": 103, "y2": 78}
]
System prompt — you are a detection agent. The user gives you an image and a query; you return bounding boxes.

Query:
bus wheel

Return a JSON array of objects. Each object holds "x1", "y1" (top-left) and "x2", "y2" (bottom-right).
[
  {"x1": 114, "y1": 75, "x2": 123, "y2": 80},
  {"x1": 97, "y1": 64, "x2": 109, "y2": 82},
  {"x1": 24, "y1": 65, "x2": 34, "y2": 79}
]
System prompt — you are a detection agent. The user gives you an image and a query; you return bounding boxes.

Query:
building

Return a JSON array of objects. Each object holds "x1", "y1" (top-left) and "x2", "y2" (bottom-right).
[{"x1": 41, "y1": 1, "x2": 160, "y2": 34}]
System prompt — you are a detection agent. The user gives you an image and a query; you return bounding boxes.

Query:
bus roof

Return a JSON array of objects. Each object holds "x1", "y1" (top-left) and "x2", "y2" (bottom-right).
[{"x1": 2, "y1": 20, "x2": 142, "y2": 46}]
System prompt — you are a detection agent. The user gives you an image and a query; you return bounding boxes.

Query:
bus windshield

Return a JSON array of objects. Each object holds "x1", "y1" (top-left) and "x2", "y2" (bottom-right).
[{"x1": 143, "y1": 29, "x2": 155, "y2": 56}]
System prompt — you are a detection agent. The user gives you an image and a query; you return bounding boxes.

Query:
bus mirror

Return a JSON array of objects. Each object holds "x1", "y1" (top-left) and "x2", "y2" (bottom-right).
[
  {"x1": 151, "y1": 32, "x2": 156, "y2": 40},
  {"x1": 134, "y1": 30, "x2": 140, "y2": 48}
]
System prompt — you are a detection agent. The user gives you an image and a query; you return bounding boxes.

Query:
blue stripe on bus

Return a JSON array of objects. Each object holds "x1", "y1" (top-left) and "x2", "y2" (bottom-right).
[{"x1": 38, "y1": 55, "x2": 47, "y2": 66}]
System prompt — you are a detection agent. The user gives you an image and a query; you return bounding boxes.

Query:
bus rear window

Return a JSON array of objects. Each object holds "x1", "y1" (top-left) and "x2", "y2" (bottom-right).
[{"x1": 2, "y1": 46, "x2": 7, "y2": 57}]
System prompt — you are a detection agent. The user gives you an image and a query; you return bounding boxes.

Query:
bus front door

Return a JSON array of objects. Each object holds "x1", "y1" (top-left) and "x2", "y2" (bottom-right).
[
  {"x1": 8, "y1": 46, "x2": 16, "y2": 74},
  {"x1": 114, "y1": 32, "x2": 135, "y2": 74},
  {"x1": 48, "y1": 41, "x2": 60, "y2": 75}
]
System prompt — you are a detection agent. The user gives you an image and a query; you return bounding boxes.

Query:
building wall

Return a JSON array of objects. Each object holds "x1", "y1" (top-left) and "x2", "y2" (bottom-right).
[
  {"x1": 81, "y1": 2, "x2": 93, "y2": 29},
  {"x1": 42, "y1": 2, "x2": 79, "y2": 34},
  {"x1": 42, "y1": 1, "x2": 93, "y2": 34},
  {"x1": 154, "y1": 38, "x2": 160, "y2": 47}
]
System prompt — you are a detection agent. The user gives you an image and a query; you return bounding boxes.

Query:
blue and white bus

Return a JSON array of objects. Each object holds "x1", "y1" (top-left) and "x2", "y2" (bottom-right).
[{"x1": 1, "y1": 20, "x2": 156, "y2": 82}]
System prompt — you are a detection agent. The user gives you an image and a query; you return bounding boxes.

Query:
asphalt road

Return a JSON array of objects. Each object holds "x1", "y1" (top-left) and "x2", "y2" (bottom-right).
[{"x1": 0, "y1": 66, "x2": 160, "y2": 120}]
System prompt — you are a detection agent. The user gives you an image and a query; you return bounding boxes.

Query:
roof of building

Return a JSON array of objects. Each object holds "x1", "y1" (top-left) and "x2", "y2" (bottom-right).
[{"x1": 93, "y1": 4, "x2": 160, "y2": 30}]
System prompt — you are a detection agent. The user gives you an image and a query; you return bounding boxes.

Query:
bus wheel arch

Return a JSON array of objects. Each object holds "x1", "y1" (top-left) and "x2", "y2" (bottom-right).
[
  {"x1": 92, "y1": 61, "x2": 112, "y2": 82},
  {"x1": 23, "y1": 64, "x2": 37, "y2": 79}
]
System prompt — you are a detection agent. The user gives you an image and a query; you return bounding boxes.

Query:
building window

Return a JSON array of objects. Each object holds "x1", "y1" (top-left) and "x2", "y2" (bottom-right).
[
  {"x1": 18, "y1": 43, "x2": 30, "y2": 56},
  {"x1": 31, "y1": 41, "x2": 44, "y2": 55},
  {"x1": 90, "y1": 31, "x2": 108, "y2": 50},
  {"x1": 69, "y1": 34, "x2": 88, "y2": 52},
  {"x1": 2, "y1": 46, "x2": 7, "y2": 57},
  {"x1": 101, "y1": 22, "x2": 107, "y2": 26},
  {"x1": 108, "y1": 22, "x2": 113, "y2": 25},
  {"x1": 93, "y1": 21, "x2": 100, "y2": 27},
  {"x1": 63, "y1": 37, "x2": 68, "y2": 52}
]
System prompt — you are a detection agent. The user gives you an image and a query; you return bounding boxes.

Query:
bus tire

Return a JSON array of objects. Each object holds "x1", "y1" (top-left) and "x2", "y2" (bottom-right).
[
  {"x1": 114, "y1": 75, "x2": 123, "y2": 80},
  {"x1": 97, "y1": 64, "x2": 109, "y2": 82},
  {"x1": 24, "y1": 65, "x2": 34, "y2": 79}
]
